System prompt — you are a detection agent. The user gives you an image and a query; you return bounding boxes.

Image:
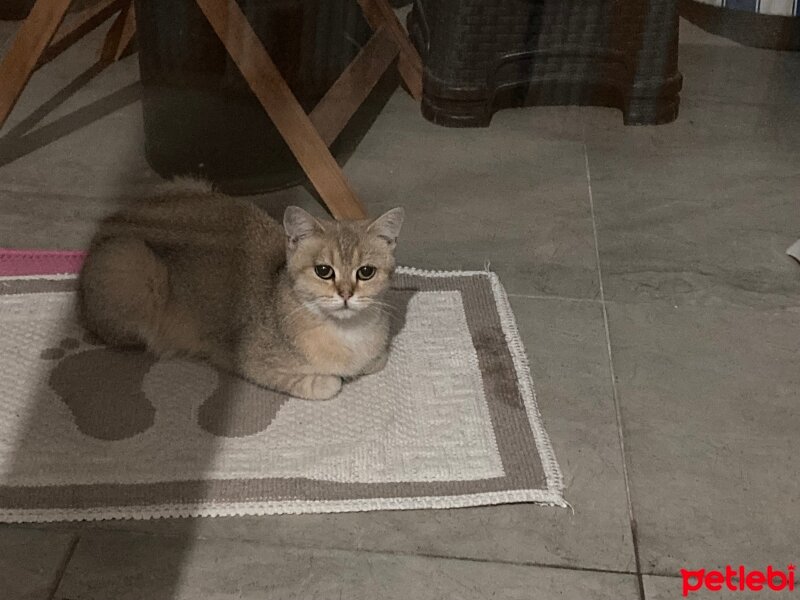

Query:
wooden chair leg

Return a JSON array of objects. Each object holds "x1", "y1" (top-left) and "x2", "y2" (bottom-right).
[
  {"x1": 309, "y1": 25, "x2": 399, "y2": 147},
  {"x1": 0, "y1": 0, "x2": 75, "y2": 129},
  {"x1": 356, "y1": 0, "x2": 423, "y2": 101},
  {"x1": 39, "y1": 0, "x2": 128, "y2": 68},
  {"x1": 98, "y1": 1, "x2": 136, "y2": 64},
  {"x1": 193, "y1": 0, "x2": 368, "y2": 220}
]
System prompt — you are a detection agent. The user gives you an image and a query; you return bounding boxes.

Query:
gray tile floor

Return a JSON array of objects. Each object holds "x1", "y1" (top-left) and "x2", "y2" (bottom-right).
[{"x1": 1, "y1": 15, "x2": 798, "y2": 600}]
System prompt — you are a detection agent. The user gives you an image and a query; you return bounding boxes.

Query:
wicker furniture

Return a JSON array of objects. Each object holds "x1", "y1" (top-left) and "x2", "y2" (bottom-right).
[{"x1": 408, "y1": 0, "x2": 683, "y2": 126}]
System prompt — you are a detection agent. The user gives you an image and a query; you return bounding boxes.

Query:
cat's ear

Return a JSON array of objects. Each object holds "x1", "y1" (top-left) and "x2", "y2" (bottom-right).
[
  {"x1": 284, "y1": 206, "x2": 324, "y2": 248},
  {"x1": 368, "y1": 207, "x2": 405, "y2": 246}
]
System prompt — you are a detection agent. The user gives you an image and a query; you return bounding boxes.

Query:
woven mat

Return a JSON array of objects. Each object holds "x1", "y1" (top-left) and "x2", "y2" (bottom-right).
[{"x1": 0, "y1": 251, "x2": 563, "y2": 522}]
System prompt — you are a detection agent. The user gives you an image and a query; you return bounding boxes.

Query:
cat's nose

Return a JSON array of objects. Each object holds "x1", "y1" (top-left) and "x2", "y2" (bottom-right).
[{"x1": 339, "y1": 290, "x2": 352, "y2": 301}]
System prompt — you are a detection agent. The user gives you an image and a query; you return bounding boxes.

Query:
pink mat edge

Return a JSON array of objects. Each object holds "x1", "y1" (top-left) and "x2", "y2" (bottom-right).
[{"x1": 0, "y1": 249, "x2": 86, "y2": 276}]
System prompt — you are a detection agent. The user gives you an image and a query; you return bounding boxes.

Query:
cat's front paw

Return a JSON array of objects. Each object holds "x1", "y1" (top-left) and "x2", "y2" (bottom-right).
[{"x1": 293, "y1": 375, "x2": 342, "y2": 401}]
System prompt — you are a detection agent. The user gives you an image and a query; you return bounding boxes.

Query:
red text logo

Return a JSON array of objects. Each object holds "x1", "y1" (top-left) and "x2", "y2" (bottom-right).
[{"x1": 681, "y1": 565, "x2": 795, "y2": 596}]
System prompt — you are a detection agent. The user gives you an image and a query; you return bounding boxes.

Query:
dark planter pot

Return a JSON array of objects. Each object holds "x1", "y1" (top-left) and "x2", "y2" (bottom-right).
[
  {"x1": 134, "y1": 0, "x2": 398, "y2": 194},
  {"x1": 0, "y1": 0, "x2": 99, "y2": 20},
  {"x1": 0, "y1": 0, "x2": 36, "y2": 20}
]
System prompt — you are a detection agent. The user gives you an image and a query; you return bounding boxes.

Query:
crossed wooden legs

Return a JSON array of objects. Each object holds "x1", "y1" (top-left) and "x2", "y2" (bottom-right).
[
  {"x1": 0, "y1": 0, "x2": 423, "y2": 219},
  {"x1": 0, "y1": 0, "x2": 135, "y2": 127}
]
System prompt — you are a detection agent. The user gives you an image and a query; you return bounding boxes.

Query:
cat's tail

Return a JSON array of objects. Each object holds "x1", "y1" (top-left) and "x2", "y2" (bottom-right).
[
  {"x1": 80, "y1": 237, "x2": 170, "y2": 349},
  {"x1": 154, "y1": 176, "x2": 216, "y2": 196},
  {"x1": 93, "y1": 176, "x2": 228, "y2": 247}
]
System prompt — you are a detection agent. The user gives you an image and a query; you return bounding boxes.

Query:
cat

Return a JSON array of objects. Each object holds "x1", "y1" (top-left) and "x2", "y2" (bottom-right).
[{"x1": 79, "y1": 180, "x2": 404, "y2": 401}]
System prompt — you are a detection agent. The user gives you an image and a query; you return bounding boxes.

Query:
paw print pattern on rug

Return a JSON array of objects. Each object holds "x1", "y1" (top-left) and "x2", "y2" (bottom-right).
[
  {"x1": 40, "y1": 334, "x2": 158, "y2": 441},
  {"x1": 197, "y1": 371, "x2": 291, "y2": 438},
  {"x1": 39, "y1": 333, "x2": 292, "y2": 440}
]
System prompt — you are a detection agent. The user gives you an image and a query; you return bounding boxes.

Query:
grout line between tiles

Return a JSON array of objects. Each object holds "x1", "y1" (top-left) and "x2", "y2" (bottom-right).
[
  {"x1": 46, "y1": 533, "x2": 80, "y2": 600},
  {"x1": 584, "y1": 143, "x2": 647, "y2": 600},
  {"x1": 406, "y1": 551, "x2": 638, "y2": 578},
  {"x1": 402, "y1": 551, "x2": 637, "y2": 577},
  {"x1": 506, "y1": 293, "x2": 602, "y2": 304},
  {"x1": 642, "y1": 571, "x2": 683, "y2": 579},
  {"x1": 24, "y1": 521, "x2": 641, "y2": 580}
]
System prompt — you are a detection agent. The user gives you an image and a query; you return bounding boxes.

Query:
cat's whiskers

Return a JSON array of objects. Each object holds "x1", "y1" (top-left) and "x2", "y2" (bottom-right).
[
  {"x1": 360, "y1": 298, "x2": 398, "y2": 316},
  {"x1": 280, "y1": 299, "x2": 324, "y2": 330}
]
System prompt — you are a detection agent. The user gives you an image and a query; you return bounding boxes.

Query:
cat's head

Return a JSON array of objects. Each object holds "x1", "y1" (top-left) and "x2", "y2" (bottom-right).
[{"x1": 283, "y1": 206, "x2": 404, "y2": 320}]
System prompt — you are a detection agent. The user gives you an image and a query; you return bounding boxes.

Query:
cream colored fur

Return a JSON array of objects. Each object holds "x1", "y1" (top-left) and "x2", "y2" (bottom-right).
[{"x1": 79, "y1": 182, "x2": 404, "y2": 400}]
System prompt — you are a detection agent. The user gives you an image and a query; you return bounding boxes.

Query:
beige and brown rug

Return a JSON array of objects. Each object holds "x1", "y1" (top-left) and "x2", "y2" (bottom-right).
[{"x1": 0, "y1": 267, "x2": 564, "y2": 522}]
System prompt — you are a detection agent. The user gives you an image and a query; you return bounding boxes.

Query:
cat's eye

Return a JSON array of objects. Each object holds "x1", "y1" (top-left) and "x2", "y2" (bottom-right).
[
  {"x1": 357, "y1": 265, "x2": 376, "y2": 281},
  {"x1": 314, "y1": 265, "x2": 335, "y2": 280}
]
